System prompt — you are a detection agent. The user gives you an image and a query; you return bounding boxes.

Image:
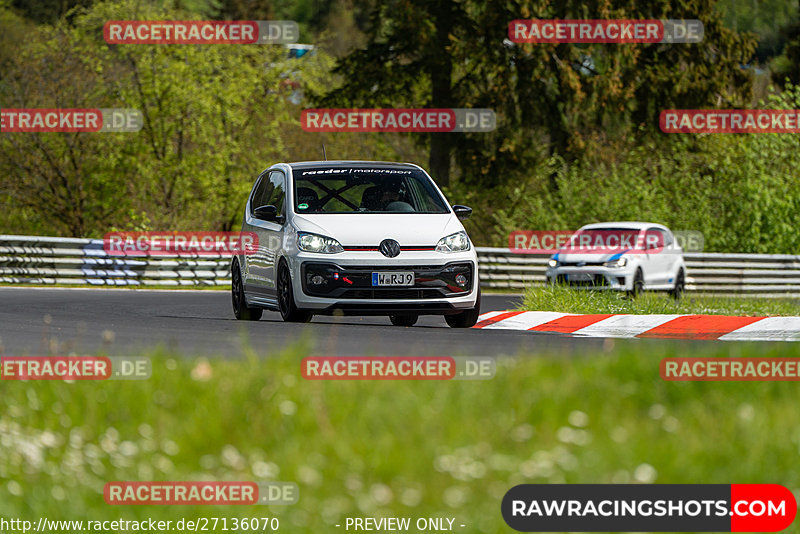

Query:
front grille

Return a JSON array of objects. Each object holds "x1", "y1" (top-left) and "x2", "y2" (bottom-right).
[
  {"x1": 559, "y1": 261, "x2": 605, "y2": 267},
  {"x1": 339, "y1": 288, "x2": 443, "y2": 299},
  {"x1": 556, "y1": 274, "x2": 609, "y2": 286},
  {"x1": 301, "y1": 261, "x2": 474, "y2": 299}
]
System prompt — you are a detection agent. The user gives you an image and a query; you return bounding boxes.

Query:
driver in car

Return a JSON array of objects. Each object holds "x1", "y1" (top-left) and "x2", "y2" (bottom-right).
[{"x1": 380, "y1": 178, "x2": 413, "y2": 211}]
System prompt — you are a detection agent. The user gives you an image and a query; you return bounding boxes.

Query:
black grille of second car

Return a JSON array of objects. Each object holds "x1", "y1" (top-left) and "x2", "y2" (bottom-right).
[
  {"x1": 558, "y1": 260, "x2": 606, "y2": 267},
  {"x1": 556, "y1": 274, "x2": 609, "y2": 286}
]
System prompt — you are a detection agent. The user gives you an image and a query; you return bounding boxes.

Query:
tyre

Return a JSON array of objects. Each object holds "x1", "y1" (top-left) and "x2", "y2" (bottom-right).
[
  {"x1": 628, "y1": 268, "x2": 644, "y2": 298},
  {"x1": 389, "y1": 314, "x2": 418, "y2": 327},
  {"x1": 231, "y1": 260, "x2": 262, "y2": 321},
  {"x1": 669, "y1": 269, "x2": 685, "y2": 300},
  {"x1": 277, "y1": 262, "x2": 312, "y2": 323},
  {"x1": 445, "y1": 289, "x2": 481, "y2": 328}
]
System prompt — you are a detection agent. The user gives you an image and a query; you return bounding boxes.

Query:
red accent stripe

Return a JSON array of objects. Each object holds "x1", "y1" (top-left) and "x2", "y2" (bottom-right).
[
  {"x1": 474, "y1": 311, "x2": 525, "y2": 328},
  {"x1": 637, "y1": 315, "x2": 766, "y2": 340},
  {"x1": 529, "y1": 314, "x2": 615, "y2": 333},
  {"x1": 342, "y1": 246, "x2": 436, "y2": 251}
]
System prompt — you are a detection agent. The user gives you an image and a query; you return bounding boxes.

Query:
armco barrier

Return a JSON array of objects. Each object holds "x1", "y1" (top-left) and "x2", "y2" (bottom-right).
[
  {"x1": 0, "y1": 235, "x2": 230, "y2": 286},
  {"x1": 464, "y1": 248, "x2": 800, "y2": 296},
  {"x1": 1, "y1": 237, "x2": 799, "y2": 295}
]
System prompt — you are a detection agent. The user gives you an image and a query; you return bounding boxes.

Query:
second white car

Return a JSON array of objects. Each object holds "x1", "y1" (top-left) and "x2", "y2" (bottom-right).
[{"x1": 545, "y1": 222, "x2": 686, "y2": 297}]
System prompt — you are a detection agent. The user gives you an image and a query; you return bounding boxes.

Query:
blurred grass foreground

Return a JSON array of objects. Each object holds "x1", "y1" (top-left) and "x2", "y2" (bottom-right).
[{"x1": 2, "y1": 341, "x2": 800, "y2": 533}]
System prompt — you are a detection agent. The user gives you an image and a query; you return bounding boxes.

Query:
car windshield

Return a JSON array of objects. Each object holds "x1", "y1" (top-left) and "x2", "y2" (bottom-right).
[
  {"x1": 565, "y1": 227, "x2": 644, "y2": 251},
  {"x1": 292, "y1": 166, "x2": 450, "y2": 214}
]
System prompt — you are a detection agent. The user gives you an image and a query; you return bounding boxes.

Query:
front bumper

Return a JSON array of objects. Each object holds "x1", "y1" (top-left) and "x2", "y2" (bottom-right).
[
  {"x1": 546, "y1": 266, "x2": 633, "y2": 290},
  {"x1": 289, "y1": 251, "x2": 479, "y2": 314}
]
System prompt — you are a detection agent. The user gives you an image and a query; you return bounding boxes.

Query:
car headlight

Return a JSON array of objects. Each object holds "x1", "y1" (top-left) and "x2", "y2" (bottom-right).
[
  {"x1": 436, "y1": 231, "x2": 471, "y2": 252},
  {"x1": 297, "y1": 232, "x2": 343, "y2": 254},
  {"x1": 548, "y1": 258, "x2": 559, "y2": 268},
  {"x1": 604, "y1": 257, "x2": 628, "y2": 268}
]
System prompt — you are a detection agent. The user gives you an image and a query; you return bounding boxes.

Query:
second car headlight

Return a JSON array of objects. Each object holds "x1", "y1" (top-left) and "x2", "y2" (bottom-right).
[
  {"x1": 297, "y1": 232, "x2": 343, "y2": 254},
  {"x1": 436, "y1": 231, "x2": 471, "y2": 253},
  {"x1": 604, "y1": 257, "x2": 628, "y2": 268}
]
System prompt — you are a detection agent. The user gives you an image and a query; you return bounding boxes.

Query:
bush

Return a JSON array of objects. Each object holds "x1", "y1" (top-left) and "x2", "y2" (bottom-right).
[{"x1": 451, "y1": 85, "x2": 800, "y2": 254}]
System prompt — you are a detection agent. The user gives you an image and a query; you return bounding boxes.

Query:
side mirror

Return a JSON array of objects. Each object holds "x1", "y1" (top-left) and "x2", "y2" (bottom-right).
[
  {"x1": 253, "y1": 205, "x2": 284, "y2": 223},
  {"x1": 452, "y1": 205, "x2": 472, "y2": 221}
]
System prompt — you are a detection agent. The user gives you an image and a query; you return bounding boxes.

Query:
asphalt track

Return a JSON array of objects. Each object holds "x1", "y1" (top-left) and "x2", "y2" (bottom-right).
[{"x1": 0, "y1": 287, "x2": 615, "y2": 357}]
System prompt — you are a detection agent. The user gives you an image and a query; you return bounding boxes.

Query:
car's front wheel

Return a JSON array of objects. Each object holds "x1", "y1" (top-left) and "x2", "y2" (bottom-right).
[
  {"x1": 231, "y1": 261, "x2": 262, "y2": 321},
  {"x1": 389, "y1": 314, "x2": 418, "y2": 327},
  {"x1": 445, "y1": 289, "x2": 481, "y2": 328},
  {"x1": 669, "y1": 269, "x2": 685, "y2": 300},
  {"x1": 277, "y1": 262, "x2": 312, "y2": 323},
  {"x1": 628, "y1": 268, "x2": 644, "y2": 298}
]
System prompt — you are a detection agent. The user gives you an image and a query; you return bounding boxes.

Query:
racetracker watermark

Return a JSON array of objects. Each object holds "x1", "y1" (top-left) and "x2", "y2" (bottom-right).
[
  {"x1": 1, "y1": 356, "x2": 150, "y2": 380},
  {"x1": 508, "y1": 230, "x2": 704, "y2": 254},
  {"x1": 103, "y1": 231, "x2": 257, "y2": 256},
  {"x1": 661, "y1": 110, "x2": 800, "y2": 133},
  {"x1": 662, "y1": 358, "x2": 800, "y2": 381},
  {"x1": 300, "y1": 109, "x2": 496, "y2": 132},
  {"x1": 502, "y1": 484, "x2": 797, "y2": 532},
  {"x1": 103, "y1": 21, "x2": 298, "y2": 44},
  {"x1": 0, "y1": 109, "x2": 142, "y2": 132},
  {"x1": 104, "y1": 482, "x2": 298, "y2": 505},
  {"x1": 301, "y1": 356, "x2": 495, "y2": 380},
  {"x1": 509, "y1": 19, "x2": 704, "y2": 44}
]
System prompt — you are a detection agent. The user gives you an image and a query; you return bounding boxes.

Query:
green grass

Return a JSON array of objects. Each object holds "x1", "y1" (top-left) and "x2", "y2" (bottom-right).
[
  {"x1": 2, "y1": 341, "x2": 800, "y2": 532},
  {"x1": 520, "y1": 284, "x2": 800, "y2": 316}
]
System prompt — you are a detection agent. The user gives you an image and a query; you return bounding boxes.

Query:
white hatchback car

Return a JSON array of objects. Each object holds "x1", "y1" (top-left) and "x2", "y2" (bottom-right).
[
  {"x1": 231, "y1": 161, "x2": 480, "y2": 327},
  {"x1": 545, "y1": 222, "x2": 686, "y2": 297}
]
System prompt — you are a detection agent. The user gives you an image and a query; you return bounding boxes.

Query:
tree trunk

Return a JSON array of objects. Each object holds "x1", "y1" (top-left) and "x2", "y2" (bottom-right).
[
  {"x1": 427, "y1": 0, "x2": 455, "y2": 187},
  {"x1": 429, "y1": 133, "x2": 452, "y2": 187}
]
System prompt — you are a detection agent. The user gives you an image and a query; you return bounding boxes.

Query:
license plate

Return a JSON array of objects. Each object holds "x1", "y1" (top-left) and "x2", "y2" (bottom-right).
[
  {"x1": 568, "y1": 273, "x2": 593, "y2": 282},
  {"x1": 372, "y1": 272, "x2": 414, "y2": 286}
]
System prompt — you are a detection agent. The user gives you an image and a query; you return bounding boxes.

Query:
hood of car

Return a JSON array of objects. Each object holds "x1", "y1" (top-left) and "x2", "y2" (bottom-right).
[{"x1": 291, "y1": 213, "x2": 464, "y2": 247}]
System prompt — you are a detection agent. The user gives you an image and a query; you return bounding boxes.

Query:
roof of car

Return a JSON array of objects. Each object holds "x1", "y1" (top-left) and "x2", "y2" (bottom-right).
[
  {"x1": 579, "y1": 222, "x2": 669, "y2": 231},
  {"x1": 287, "y1": 160, "x2": 420, "y2": 170}
]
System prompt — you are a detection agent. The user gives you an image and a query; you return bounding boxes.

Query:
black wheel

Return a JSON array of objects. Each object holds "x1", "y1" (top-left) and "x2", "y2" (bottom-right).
[
  {"x1": 669, "y1": 269, "x2": 685, "y2": 300},
  {"x1": 231, "y1": 261, "x2": 262, "y2": 321},
  {"x1": 277, "y1": 262, "x2": 312, "y2": 323},
  {"x1": 629, "y1": 268, "x2": 644, "y2": 298},
  {"x1": 389, "y1": 314, "x2": 418, "y2": 327},
  {"x1": 445, "y1": 288, "x2": 481, "y2": 328}
]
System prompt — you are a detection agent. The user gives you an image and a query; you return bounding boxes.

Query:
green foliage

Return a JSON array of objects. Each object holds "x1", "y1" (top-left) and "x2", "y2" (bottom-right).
[
  {"x1": 771, "y1": 17, "x2": 800, "y2": 87},
  {"x1": 0, "y1": 0, "x2": 794, "y2": 252},
  {"x1": 452, "y1": 84, "x2": 800, "y2": 253},
  {"x1": 9, "y1": 0, "x2": 95, "y2": 24},
  {"x1": 319, "y1": 0, "x2": 757, "y2": 189},
  {"x1": 716, "y1": 0, "x2": 799, "y2": 60},
  {"x1": 0, "y1": 1, "x2": 336, "y2": 235},
  {"x1": 0, "y1": 0, "x2": 416, "y2": 236}
]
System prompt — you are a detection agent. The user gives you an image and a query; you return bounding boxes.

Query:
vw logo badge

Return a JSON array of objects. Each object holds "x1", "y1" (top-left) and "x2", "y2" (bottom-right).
[{"x1": 379, "y1": 239, "x2": 401, "y2": 258}]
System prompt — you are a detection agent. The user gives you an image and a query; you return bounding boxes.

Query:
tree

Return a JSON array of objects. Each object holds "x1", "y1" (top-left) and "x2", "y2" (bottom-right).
[
  {"x1": 317, "y1": 0, "x2": 757, "y2": 189},
  {"x1": 316, "y1": 0, "x2": 476, "y2": 186},
  {"x1": 771, "y1": 0, "x2": 800, "y2": 87},
  {"x1": 0, "y1": 0, "x2": 295, "y2": 235},
  {"x1": 0, "y1": 16, "x2": 134, "y2": 236}
]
